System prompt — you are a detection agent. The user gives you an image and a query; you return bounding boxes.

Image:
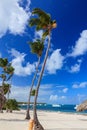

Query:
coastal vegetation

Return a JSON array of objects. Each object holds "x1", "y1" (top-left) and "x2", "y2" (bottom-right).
[
  {"x1": 28, "y1": 8, "x2": 57, "y2": 130},
  {"x1": 0, "y1": 7, "x2": 57, "y2": 130},
  {"x1": 0, "y1": 58, "x2": 14, "y2": 112},
  {"x1": 5, "y1": 99, "x2": 19, "y2": 112}
]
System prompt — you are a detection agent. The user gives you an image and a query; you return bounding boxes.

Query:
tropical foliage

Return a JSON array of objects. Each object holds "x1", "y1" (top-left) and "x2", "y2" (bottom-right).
[
  {"x1": 28, "y1": 8, "x2": 57, "y2": 130},
  {"x1": 29, "y1": 39, "x2": 44, "y2": 57},
  {"x1": 5, "y1": 99, "x2": 19, "y2": 112},
  {"x1": 0, "y1": 58, "x2": 14, "y2": 112},
  {"x1": 25, "y1": 39, "x2": 44, "y2": 119}
]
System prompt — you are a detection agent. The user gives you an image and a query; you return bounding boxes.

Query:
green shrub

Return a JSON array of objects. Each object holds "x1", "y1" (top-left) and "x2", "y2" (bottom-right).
[{"x1": 5, "y1": 99, "x2": 19, "y2": 111}]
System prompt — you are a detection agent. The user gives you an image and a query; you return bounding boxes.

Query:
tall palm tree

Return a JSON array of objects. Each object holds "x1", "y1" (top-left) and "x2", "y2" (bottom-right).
[
  {"x1": 29, "y1": 8, "x2": 57, "y2": 130},
  {"x1": 0, "y1": 74, "x2": 6, "y2": 112},
  {"x1": 0, "y1": 57, "x2": 7, "y2": 113},
  {"x1": 5, "y1": 64, "x2": 14, "y2": 101},
  {"x1": 25, "y1": 39, "x2": 44, "y2": 119},
  {"x1": 0, "y1": 58, "x2": 14, "y2": 112}
]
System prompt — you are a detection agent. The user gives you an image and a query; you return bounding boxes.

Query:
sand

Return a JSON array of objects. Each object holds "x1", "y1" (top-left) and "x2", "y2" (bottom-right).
[{"x1": 0, "y1": 110, "x2": 87, "y2": 130}]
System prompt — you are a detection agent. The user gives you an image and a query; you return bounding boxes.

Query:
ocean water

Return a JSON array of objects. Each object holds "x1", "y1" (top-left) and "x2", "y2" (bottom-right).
[{"x1": 19, "y1": 104, "x2": 87, "y2": 114}]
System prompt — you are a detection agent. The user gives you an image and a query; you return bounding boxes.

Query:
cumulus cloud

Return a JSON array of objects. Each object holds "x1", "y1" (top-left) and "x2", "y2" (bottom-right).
[
  {"x1": 69, "y1": 59, "x2": 82, "y2": 73},
  {"x1": 72, "y1": 82, "x2": 87, "y2": 88},
  {"x1": 10, "y1": 84, "x2": 53, "y2": 102},
  {"x1": 0, "y1": 0, "x2": 31, "y2": 38},
  {"x1": 68, "y1": 30, "x2": 87, "y2": 57},
  {"x1": 49, "y1": 95, "x2": 58, "y2": 101},
  {"x1": 10, "y1": 48, "x2": 35, "y2": 76},
  {"x1": 62, "y1": 88, "x2": 68, "y2": 93},
  {"x1": 10, "y1": 85, "x2": 29, "y2": 101},
  {"x1": 49, "y1": 95, "x2": 66, "y2": 103},
  {"x1": 46, "y1": 49, "x2": 64, "y2": 74},
  {"x1": 8, "y1": 83, "x2": 67, "y2": 103},
  {"x1": 34, "y1": 30, "x2": 43, "y2": 40}
]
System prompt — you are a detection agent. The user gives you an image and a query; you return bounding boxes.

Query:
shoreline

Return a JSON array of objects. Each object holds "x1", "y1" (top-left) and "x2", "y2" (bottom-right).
[{"x1": 20, "y1": 108, "x2": 87, "y2": 115}]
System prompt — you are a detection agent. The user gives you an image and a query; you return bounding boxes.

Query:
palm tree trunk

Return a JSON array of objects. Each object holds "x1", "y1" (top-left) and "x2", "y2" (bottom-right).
[
  {"x1": 25, "y1": 57, "x2": 41, "y2": 119},
  {"x1": 6, "y1": 85, "x2": 11, "y2": 112},
  {"x1": 0, "y1": 79, "x2": 5, "y2": 113},
  {"x1": 33, "y1": 31, "x2": 51, "y2": 130}
]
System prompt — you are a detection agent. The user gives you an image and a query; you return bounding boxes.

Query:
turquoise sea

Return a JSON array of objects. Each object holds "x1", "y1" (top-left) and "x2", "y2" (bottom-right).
[{"x1": 19, "y1": 104, "x2": 87, "y2": 114}]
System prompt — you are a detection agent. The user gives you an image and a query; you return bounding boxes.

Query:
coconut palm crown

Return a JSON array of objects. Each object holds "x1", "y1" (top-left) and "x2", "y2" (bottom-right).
[
  {"x1": 29, "y1": 39, "x2": 44, "y2": 57},
  {"x1": 29, "y1": 8, "x2": 57, "y2": 38},
  {"x1": 0, "y1": 58, "x2": 8, "y2": 70}
]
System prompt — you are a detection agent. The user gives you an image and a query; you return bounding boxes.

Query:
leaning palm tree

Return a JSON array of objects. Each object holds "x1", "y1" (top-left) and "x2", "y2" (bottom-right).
[
  {"x1": 4, "y1": 64, "x2": 14, "y2": 101},
  {"x1": 0, "y1": 74, "x2": 6, "y2": 112},
  {"x1": 0, "y1": 58, "x2": 14, "y2": 112},
  {"x1": 29, "y1": 8, "x2": 57, "y2": 130},
  {"x1": 25, "y1": 39, "x2": 44, "y2": 119}
]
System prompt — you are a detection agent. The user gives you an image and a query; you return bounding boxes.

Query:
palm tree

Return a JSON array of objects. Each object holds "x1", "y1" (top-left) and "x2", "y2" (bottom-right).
[
  {"x1": 0, "y1": 74, "x2": 6, "y2": 112},
  {"x1": 0, "y1": 89, "x2": 6, "y2": 112},
  {"x1": 25, "y1": 39, "x2": 44, "y2": 119},
  {"x1": 29, "y1": 8, "x2": 57, "y2": 130},
  {"x1": 0, "y1": 58, "x2": 14, "y2": 112},
  {"x1": 5, "y1": 64, "x2": 14, "y2": 101}
]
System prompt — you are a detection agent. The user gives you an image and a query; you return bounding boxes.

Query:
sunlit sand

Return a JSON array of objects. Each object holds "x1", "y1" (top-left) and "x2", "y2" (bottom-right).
[{"x1": 0, "y1": 110, "x2": 87, "y2": 130}]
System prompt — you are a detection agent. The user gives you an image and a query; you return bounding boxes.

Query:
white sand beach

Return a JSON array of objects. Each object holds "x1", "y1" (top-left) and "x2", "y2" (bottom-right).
[{"x1": 0, "y1": 110, "x2": 87, "y2": 130}]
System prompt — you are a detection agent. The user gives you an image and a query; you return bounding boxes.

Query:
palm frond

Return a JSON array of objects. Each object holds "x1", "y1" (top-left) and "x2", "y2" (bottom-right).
[
  {"x1": 6, "y1": 74, "x2": 13, "y2": 81},
  {"x1": 30, "y1": 89, "x2": 36, "y2": 96},
  {"x1": 28, "y1": 39, "x2": 44, "y2": 56},
  {"x1": 29, "y1": 18, "x2": 41, "y2": 27},
  {"x1": 3, "y1": 83, "x2": 10, "y2": 95},
  {"x1": 42, "y1": 30, "x2": 49, "y2": 39},
  {"x1": 32, "y1": 8, "x2": 51, "y2": 22},
  {"x1": 0, "y1": 58, "x2": 8, "y2": 68}
]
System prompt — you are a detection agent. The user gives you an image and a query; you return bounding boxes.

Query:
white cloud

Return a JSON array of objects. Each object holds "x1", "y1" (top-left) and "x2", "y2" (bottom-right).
[
  {"x1": 59, "y1": 96, "x2": 66, "y2": 99},
  {"x1": 68, "y1": 30, "x2": 87, "y2": 57},
  {"x1": 25, "y1": 0, "x2": 31, "y2": 11},
  {"x1": 8, "y1": 83, "x2": 67, "y2": 103},
  {"x1": 46, "y1": 49, "x2": 64, "y2": 74},
  {"x1": 49, "y1": 95, "x2": 66, "y2": 103},
  {"x1": 69, "y1": 59, "x2": 82, "y2": 73},
  {"x1": 49, "y1": 95, "x2": 58, "y2": 101},
  {"x1": 40, "y1": 84, "x2": 53, "y2": 90},
  {"x1": 0, "y1": 0, "x2": 31, "y2": 38},
  {"x1": 72, "y1": 82, "x2": 87, "y2": 88},
  {"x1": 10, "y1": 85, "x2": 29, "y2": 101},
  {"x1": 62, "y1": 88, "x2": 68, "y2": 93},
  {"x1": 9, "y1": 84, "x2": 53, "y2": 102},
  {"x1": 10, "y1": 48, "x2": 35, "y2": 76},
  {"x1": 34, "y1": 30, "x2": 43, "y2": 40}
]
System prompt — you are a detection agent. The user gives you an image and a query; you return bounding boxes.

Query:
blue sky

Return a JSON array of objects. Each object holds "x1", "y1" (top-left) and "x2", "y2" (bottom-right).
[{"x1": 0, "y1": 0, "x2": 87, "y2": 104}]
